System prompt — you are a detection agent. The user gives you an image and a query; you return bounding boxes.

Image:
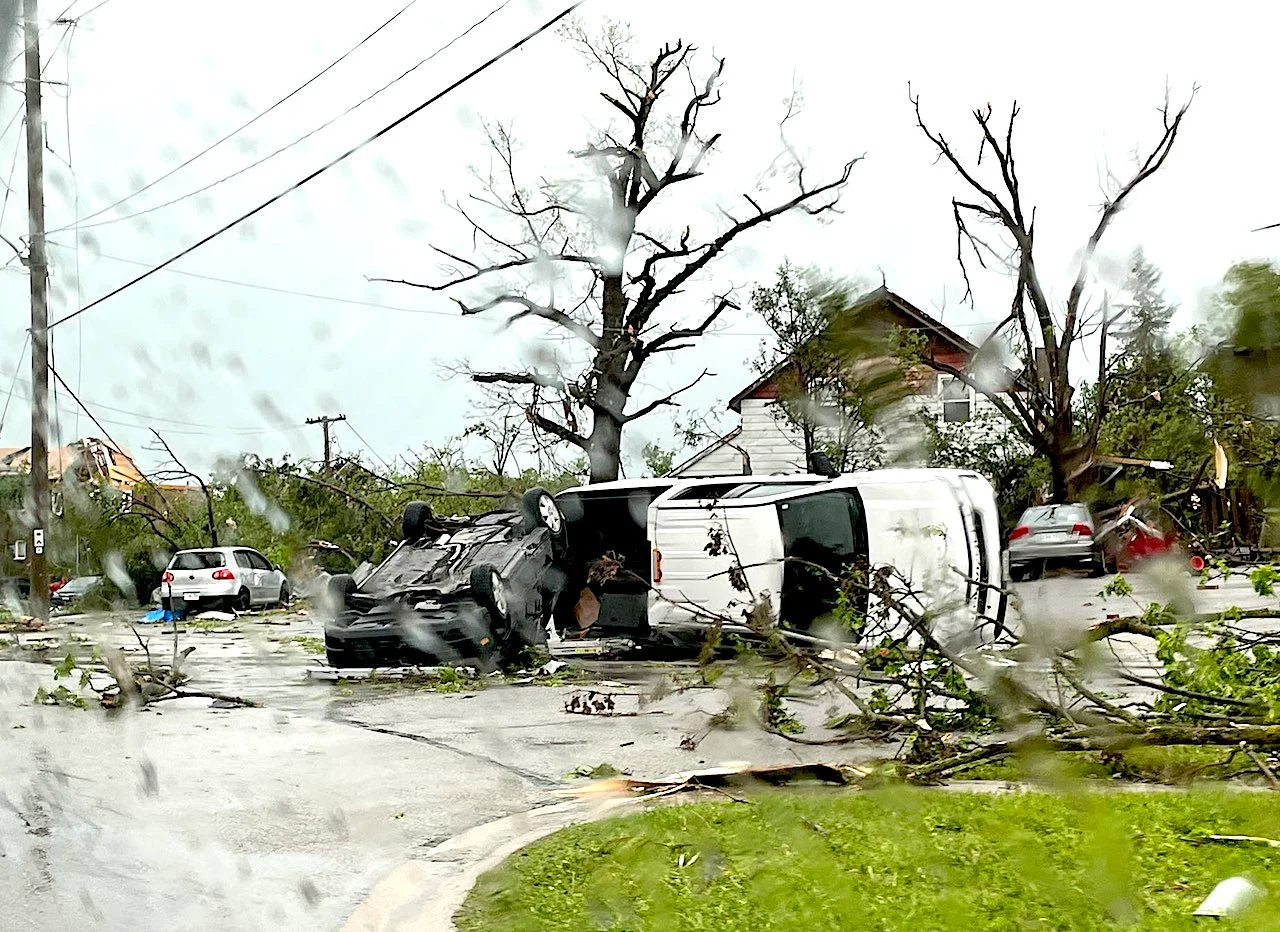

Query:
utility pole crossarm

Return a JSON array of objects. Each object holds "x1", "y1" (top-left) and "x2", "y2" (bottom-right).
[{"x1": 305, "y1": 414, "x2": 346, "y2": 469}]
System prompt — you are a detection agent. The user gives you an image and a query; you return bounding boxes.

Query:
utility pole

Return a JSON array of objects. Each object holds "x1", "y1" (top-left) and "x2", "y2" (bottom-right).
[
  {"x1": 24, "y1": 0, "x2": 50, "y2": 623},
  {"x1": 305, "y1": 414, "x2": 346, "y2": 469}
]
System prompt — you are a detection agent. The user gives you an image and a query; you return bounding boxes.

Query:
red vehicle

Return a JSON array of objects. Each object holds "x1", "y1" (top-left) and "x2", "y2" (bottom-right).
[{"x1": 1097, "y1": 504, "x2": 1208, "y2": 572}]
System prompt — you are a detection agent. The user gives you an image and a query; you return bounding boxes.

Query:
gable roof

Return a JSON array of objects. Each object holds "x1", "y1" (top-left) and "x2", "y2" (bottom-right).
[
  {"x1": 728, "y1": 286, "x2": 981, "y2": 413},
  {"x1": 667, "y1": 426, "x2": 744, "y2": 476}
]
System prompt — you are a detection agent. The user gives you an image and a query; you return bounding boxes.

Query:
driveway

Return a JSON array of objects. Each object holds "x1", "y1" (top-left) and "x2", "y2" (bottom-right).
[{"x1": 0, "y1": 567, "x2": 1275, "y2": 930}]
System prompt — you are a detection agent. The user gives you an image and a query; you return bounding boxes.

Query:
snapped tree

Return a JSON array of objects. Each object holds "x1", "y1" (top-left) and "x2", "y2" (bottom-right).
[
  {"x1": 373, "y1": 21, "x2": 856, "y2": 483},
  {"x1": 911, "y1": 88, "x2": 1195, "y2": 501}
]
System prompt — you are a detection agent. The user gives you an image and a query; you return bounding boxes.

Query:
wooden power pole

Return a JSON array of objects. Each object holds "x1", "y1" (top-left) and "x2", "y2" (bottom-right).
[
  {"x1": 305, "y1": 414, "x2": 346, "y2": 469},
  {"x1": 24, "y1": 0, "x2": 50, "y2": 622}
]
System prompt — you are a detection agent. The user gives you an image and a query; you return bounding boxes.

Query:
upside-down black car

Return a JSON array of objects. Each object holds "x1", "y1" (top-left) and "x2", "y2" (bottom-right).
[{"x1": 322, "y1": 488, "x2": 571, "y2": 669}]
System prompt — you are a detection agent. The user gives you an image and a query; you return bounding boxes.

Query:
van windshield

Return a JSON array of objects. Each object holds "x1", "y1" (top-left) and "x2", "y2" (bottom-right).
[{"x1": 777, "y1": 490, "x2": 868, "y2": 630}]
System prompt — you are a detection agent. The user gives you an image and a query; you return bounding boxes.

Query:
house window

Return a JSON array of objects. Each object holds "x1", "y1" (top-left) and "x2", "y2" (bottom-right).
[
  {"x1": 12, "y1": 539, "x2": 27, "y2": 562},
  {"x1": 942, "y1": 376, "x2": 972, "y2": 423}
]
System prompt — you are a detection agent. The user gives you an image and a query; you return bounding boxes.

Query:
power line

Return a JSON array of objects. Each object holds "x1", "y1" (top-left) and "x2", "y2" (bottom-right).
[
  {"x1": 57, "y1": 0, "x2": 114, "y2": 21},
  {"x1": 46, "y1": 240, "x2": 461, "y2": 318},
  {"x1": 0, "y1": 18, "x2": 73, "y2": 152},
  {"x1": 45, "y1": 241, "x2": 1014, "y2": 339},
  {"x1": 63, "y1": 0, "x2": 423, "y2": 229},
  {"x1": 48, "y1": 0, "x2": 584, "y2": 331},
  {"x1": 344, "y1": 419, "x2": 392, "y2": 470},
  {"x1": 51, "y1": 0, "x2": 513, "y2": 236},
  {"x1": 0, "y1": 330, "x2": 29, "y2": 434},
  {"x1": 3, "y1": 372, "x2": 302, "y2": 433}
]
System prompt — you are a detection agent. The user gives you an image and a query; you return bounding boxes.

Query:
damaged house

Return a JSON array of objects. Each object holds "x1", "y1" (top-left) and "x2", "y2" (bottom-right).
[
  {"x1": 0, "y1": 437, "x2": 189, "y2": 580},
  {"x1": 671, "y1": 287, "x2": 1022, "y2": 477}
]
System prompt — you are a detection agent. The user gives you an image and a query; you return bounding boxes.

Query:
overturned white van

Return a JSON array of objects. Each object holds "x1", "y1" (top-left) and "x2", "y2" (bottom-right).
[{"x1": 554, "y1": 468, "x2": 1005, "y2": 651}]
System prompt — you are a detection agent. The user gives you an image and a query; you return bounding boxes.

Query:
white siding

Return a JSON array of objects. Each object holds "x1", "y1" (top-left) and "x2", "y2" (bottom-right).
[
  {"x1": 676, "y1": 441, "x2": 751, "y2": 478},
  {"x1": 671, "y1": 384, "x2": 1019, "y2": 479}
]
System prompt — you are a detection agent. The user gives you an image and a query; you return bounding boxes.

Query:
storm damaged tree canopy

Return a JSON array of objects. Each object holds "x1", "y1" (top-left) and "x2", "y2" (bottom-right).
[
  {"x1": 752, "y1": 263, "x2": 921, "y2": 473},
  {"x1": 374, "y1": 20, "x2": 857, "y2": 483},
  {"x1": 911, "y1": 87, "x2": 1195, "y2": 502}
]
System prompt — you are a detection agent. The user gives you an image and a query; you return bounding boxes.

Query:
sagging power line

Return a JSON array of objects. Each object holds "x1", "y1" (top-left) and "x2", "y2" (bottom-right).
[{"x1": 47, "y1": 0, "x2": 585, "y2": 332}]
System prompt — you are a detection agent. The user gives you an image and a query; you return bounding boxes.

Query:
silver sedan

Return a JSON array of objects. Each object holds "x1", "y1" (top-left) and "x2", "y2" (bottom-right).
[{"x1": 1008, "y1": 503, "x2": 1106, "y2": 580}]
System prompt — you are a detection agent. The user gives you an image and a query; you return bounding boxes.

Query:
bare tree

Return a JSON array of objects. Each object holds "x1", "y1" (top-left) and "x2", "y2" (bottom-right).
[
  {"x1": 372, "y1": 21, "x2": 856, "y2": 483},
  {"x1": 911, "y1": 87, "x2": 1195, "y2": 501},
  {"x1": 146, "y1": 430, "x2": 218, "y2": 547}
]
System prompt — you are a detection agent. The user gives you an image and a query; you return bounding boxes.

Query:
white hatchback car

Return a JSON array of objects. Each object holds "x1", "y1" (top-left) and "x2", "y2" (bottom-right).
[{"x1": 161, "y1": 547, "x2": 290, "y2": 613}]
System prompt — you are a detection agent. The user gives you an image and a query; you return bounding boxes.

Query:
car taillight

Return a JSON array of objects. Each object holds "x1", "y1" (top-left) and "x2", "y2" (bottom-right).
[
  {"x1": 212, "y1": 569, "x2": 235, "y2": 580},
  {"x1": 1071, "y1": 523, "x2": 1092, "y2": 536},
  {"x1": 162, "y1": 571, "x2": 174, "y2": 583},
  {"x1": 652, "y1": 548, "x2": 662, "y2": 584},
  {"x1": 1009, "y1": 526, "x2": 1029, "y2": 541}
]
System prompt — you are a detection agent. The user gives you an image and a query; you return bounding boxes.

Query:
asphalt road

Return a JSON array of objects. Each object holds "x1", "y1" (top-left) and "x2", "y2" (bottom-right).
[{"x1": 0, "y1": 567, "x2": 1275, "y2": 931}]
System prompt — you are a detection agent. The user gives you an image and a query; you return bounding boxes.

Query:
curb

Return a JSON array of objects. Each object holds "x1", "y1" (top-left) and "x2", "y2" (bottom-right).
[
  {"x1": 342, "y1": 777, "x2": 1273, "y2": 930},
  {"x1": 341, "y1": 794, "x2": 644, "y2": 932}
]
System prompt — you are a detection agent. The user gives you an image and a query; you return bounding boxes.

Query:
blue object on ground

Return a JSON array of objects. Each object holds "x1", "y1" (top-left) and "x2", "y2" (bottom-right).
[{"x1": 140, "y1": 608, "x2": 178, "y2": 624}]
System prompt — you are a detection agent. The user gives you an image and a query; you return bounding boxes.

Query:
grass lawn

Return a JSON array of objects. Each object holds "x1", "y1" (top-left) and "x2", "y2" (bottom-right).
[{"x1": 456, "y1": 787, "x2": 1280, "y2": 931}]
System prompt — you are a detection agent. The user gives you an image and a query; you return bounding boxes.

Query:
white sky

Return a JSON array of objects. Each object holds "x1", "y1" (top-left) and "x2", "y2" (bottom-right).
[{"x1": 0, "y1": 0, "x2": 1276, "y2": 475}]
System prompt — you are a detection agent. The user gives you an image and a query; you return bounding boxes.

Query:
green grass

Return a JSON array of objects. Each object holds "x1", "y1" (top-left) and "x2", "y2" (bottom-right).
[
  {"x1": 964, "y1": 747, "x2": 1258, "y2": 784},
  {"x1": 456, "y1": 787, "x2": 1280, "y2": 931}
]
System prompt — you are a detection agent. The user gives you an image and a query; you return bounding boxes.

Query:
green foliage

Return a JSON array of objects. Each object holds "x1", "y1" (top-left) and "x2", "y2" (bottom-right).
[
  {"x1": 1207, "y1": 259, "x2": 1280, "y2": 403},
  {"x1": 759, "y1": 673, "x2": 805, "y2": 735},
  {"x1": 1155, "y1": 622, "x2": 1280, "y2": 719},
  {"x1": 565, "y1": 762, "x2": 623, "y2": 780},
  {"x1": 920, "y1": 409, "x2": 1047, "y2": 525},
  {"x1": 1250, "y1": 563, "x2": 1278, "y2": 598},
  {"x1": 751, "y1": 262, "x2": 915, "y2": 472},
  {"x1": 1099, "y1": 574, "x2": 1135, "y2": 600},
  {"x1": 286, "y1": 635, "x2": 326, "y2": 655},
  {"x1": 457, "y1": 789, "x2": 1280, "y2": 931},
  {"x1": 640, "y1": 442, "x2": 676, "y2": 478},
  {"x1": 4, "y1": 441, "x2": 576, "y2": 605}
]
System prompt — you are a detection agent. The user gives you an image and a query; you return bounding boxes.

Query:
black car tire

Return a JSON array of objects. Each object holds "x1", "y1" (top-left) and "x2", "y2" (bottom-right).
[
  {"x1": 233, "y1": 588, "x2": 252, "y2": 613},
  {"x1": 471, "y1": 564, "x2": 508, "y2": 625},
  {"x1": 402, "y1": 501, "x2": 437, "y2": 544},
  {"x1": 471, "y1": 564, "x2": 534, "y2": 665},
  {"x1": 1087, "y1": 549, "x2": 1108, "y2": 578},
  {"x1": 277, "y1": 582, "x2": 291, "y2": 607},
  {"x1": 521, "y1": 488, "x2": 568, "y2": 550},
  {"x1": 323, "y1": 573, "x2": 356, "y2": 616}
]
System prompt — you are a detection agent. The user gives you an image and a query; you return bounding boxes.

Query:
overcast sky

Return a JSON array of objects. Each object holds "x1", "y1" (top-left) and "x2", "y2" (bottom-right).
[{"x1": 0, "y1": 0, "x2": 1275, "y2": 476}]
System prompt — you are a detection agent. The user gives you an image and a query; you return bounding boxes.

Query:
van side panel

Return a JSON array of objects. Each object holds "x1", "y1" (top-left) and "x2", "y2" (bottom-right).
[{"x1": 648, "y1": 502, "x2": 784, "y2": 629}]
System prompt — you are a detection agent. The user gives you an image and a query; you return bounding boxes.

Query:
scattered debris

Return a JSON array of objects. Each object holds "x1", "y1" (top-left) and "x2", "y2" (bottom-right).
[
  {"x1": 309, "y1": 665, "x2": 456, "y2": 681},
  {"x1": 1194, "y1": 877, "x2": 1264, "y2": 918},
  {"x1": 562, "y1": 689, "x2": 662, "y2": 717},
  {"x1": 195, "y1": 610, "x2": 237, "y2": 622},
  {"x1": 565, "y1": 690, "x2": 617, "y2": 715},
  {"x1": 540, "y1": 659, "x2": 568, "y2": 676},
  {"x1": 566, "y1": 762, "x2": 627, "y2": 780},
  {"x1": 16, "y1": 632, "x2": 59, "y2": 650},
  {"x1": 140, "y1": 608, "x2": 177, "y2": 625},
  {"x1": 550, "y1": 637, "x2": 638, "y2": 658},
  {"x1": 1194, "y1": 834, "x2": 1280, "y2": 849},
  {"x1": 0, "y1": 615, "x2": 46, "y2": 633},
  {"x1": 561, "y1": 762, "x2": 874, "y2": 800}
]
